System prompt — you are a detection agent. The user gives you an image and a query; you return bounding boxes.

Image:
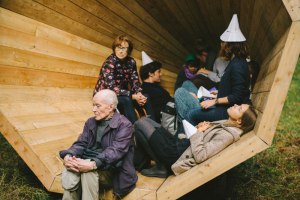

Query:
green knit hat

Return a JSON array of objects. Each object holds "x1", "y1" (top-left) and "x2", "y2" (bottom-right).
[{"x1": 185, "y1": 54, "x2": 196, "y2": 62}]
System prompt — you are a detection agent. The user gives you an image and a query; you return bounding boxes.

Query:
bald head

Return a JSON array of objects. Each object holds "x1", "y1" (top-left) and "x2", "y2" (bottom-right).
[
  {"x1": 93, "y1": 89, "x2": 118, "y2": 109},
  {"x1": 92, "y1": 90, "x2": 118, "y2": 120}
]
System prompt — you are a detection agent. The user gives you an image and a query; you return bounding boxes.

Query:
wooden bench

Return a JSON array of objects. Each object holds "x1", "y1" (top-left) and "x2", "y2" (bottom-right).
[{"x1": 1, "y1": 3, "x2": 300, "y2": 199}]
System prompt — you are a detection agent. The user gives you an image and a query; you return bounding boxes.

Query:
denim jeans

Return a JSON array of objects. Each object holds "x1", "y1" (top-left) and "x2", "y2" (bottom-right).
[
  {"x1": 181, "y1": 80, "x2": 198, "y2": 94},
  {"x1": 186, "y1": 106, "x2": 229, "y2": 126},
  {"x1": 174, "y1": 80, "x2": 228, "y2": 126},
  {"x1": 174, "y1": 86, "x2": 200, "y2": 122}
]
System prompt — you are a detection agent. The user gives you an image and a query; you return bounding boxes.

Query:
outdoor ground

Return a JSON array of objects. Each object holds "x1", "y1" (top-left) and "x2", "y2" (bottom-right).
[{"x1": 0, "y1": 58, "x2": 299, "y2": 200}]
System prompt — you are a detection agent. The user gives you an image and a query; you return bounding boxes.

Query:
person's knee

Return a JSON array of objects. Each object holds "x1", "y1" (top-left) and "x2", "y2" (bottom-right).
[
  {"x1": 174, "y1": 88, "x2": 186, "y2": 100},
  {"x1": 134, "y1": 117, "x2": 147, "y2": 131},
  {"x1": 61, "y1": 168, "x2": 81, "y2": 191}
]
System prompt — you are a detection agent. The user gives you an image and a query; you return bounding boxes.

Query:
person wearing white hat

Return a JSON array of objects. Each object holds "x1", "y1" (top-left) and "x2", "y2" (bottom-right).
[
  {"x1": 94, "y1": 35, "x2": 152, "y2": 124},
  {"x1": 176, "y1": 14, "x2": 251, "y2": 128},
  {"x1": 139, "y1": 51, "x2": 172, "y2": 123}
]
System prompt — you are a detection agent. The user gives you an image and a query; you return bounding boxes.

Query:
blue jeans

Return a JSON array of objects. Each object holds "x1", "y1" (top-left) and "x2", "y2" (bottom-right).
[
  {"x1": 181, "y1": 80, "x2": 198, "y2": 94},
  {"x1": 186, "y1": 106, "x2": 229, "y2": 126},
  {"x1": 174, "y1": 83, "x2": 200, "y2": 122},
  {"x1": 175, "y1": 80, "x2": 228, "y2": 127}
]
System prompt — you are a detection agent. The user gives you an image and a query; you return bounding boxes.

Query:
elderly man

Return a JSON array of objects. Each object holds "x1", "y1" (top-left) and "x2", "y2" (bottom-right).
[{"x1": 59, "y1": 89, "x2": 137, "y2": 200}]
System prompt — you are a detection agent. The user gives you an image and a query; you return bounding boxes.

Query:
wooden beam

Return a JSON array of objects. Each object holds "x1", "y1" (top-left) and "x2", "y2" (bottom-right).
[
  {"x1": 283, "y1": 0, "x2": 300, "y2": 21},
  {"x1": 0, "y1": 46, "x2": 100, "y2": 77},
  {"x1": 256, "y1": 21, "x2": 300, "y2": 144},
  {"x1": 0, "y1": 112, "x2": 55, "y2": 190}
]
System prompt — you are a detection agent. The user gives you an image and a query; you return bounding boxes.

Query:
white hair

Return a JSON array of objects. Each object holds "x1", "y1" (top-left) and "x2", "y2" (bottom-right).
[{"x1": 94, "y1": 89, "x2": 118, "y2": 109}]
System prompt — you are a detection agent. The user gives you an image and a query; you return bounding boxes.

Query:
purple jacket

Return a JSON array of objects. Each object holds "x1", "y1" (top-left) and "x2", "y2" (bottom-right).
[{"x1": 59, "y1": 112, "x2": 137, "y2": 196}]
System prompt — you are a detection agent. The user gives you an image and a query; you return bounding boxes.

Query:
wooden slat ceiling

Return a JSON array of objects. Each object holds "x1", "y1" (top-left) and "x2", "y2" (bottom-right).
[{"x1": 0, "y1": 0, "x2": 292, "y2": 70}]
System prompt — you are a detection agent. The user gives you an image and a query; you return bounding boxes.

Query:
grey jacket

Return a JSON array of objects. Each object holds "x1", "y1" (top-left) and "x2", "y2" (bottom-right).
[{"x1": 171, "y1": 120, "x2": 242, "y2": 175}]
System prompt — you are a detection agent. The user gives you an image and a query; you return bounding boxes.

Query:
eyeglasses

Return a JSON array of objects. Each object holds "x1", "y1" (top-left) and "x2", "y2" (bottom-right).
[{"x1": 115, "y1": 46, "x2": 128, "y2": 52}]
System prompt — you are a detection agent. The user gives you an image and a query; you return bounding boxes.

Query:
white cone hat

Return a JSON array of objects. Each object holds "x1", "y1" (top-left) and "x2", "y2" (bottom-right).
[
  {"x1": 220, "y1": 14, "x2": 246, "y2": 42},
  {"x1": 182, "y1": 120, "x2": 197, "y2": 139},
  {"x1": 142, "y1": 51, "x2": 153, "y2": 66}
]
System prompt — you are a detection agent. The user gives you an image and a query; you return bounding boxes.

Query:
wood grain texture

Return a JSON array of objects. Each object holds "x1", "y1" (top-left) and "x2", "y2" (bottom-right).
[{"x1": 0, "y1": 1, "x2": 299, "y2": 198}]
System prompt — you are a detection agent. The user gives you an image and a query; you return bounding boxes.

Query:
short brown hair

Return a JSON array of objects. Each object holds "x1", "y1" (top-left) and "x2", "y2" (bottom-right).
[
  {"x1": 112, "y1": 35, "x2": 133, "y2": 56},
  {"x1": 240, "y1": 105, "x2": 257, "y2": 133}
]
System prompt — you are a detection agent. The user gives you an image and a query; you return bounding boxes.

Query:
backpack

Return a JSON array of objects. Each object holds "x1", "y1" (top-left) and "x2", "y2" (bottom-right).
[{"x1": 161, "y1": 100, "x2": 177, "y2": 135}]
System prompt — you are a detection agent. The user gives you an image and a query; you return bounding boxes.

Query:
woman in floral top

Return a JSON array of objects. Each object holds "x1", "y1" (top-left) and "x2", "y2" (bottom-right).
[{"x1": 94, "y1": 35, "x2": 153, "y2": 124}]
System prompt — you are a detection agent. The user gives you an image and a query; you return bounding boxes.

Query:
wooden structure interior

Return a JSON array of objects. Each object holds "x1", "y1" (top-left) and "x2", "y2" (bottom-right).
[{"x1": 0, "y1": 0, "x2": 299, "y2": 199}]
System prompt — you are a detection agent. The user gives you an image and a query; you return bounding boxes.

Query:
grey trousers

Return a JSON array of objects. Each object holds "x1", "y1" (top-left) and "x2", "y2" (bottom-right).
[{"x1": 61, "y1": 167, "x2": 112, "y2": 200}]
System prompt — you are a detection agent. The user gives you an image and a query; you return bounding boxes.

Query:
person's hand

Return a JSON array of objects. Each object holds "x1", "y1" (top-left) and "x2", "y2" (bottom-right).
[
  {"x1": 200, "y1": 99, "x2": 216, "y2": 109},
  {"x1": 189, "y1": 92, "x2": 198, "y2": 99},
  {"x1": 210, "y1": 90, "x2": 218, "y2": 95},
  {"x1": 132, "y1": 92, "x2": 147, "y2": 106},
  {"x1": 197, "y1": 68, "x2": 210, "y2": 75},
  {"x1": 64, "y1": 155, "x2": 80, "y2": 172},
  {"x1": 196, "y1": 121, "x2": 211, "y2": 132},
  {"x1": 73, "y1": 158, "x2": 95, "y2": 173}
]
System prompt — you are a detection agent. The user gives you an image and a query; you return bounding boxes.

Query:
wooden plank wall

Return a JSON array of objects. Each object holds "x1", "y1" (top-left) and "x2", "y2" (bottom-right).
[
  {"x1": 0, "y1": 0, "x2": 186, "y2": 73},
  {"x1": 0, "y1": 6, "x2": 174, "y2": 195}
]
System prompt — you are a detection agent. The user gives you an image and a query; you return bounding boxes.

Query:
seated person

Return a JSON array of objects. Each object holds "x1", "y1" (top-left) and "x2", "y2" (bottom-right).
[
  {"x1": 177, "y1": 14, "x2": 251, "y2": 126},
  {"x1": 174, "y1": 56, "x2": 199, "y2": 92},
  {"x1": 139, "y1": 51, "x2": 172, "y2": 123},
  {"x1": 59, "y1": 89, "x2": 137, "y2": 200},
  {"x1": 93, "y1": 35, "x2": 154, "y2": 124},
  {"x1": 134, "y1": 104, "x2": 257, "y2": 177},
  {"x1": 189, "y1": 38, "x2": 217, "y2": 71},
  {"x1": 192, "y1": 41, "x2": 230, "y2": 89}
]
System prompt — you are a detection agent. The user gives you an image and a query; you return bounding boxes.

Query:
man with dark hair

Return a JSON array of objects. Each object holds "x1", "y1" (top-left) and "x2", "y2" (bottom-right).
[{"x1": 139, "y1": 51, "x2": 172, "y2": 123}]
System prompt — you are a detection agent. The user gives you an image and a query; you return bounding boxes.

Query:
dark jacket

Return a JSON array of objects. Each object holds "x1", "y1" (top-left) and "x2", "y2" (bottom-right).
[
  {"x1": 218, "y1": 57, "x2": 251, "y2": 105},
  {"x1": 141, "y1": 82, "x2": 172, "y2": 123},
  {"x1": 59, "y1": 112, "x2": 137, "y2": 196}
]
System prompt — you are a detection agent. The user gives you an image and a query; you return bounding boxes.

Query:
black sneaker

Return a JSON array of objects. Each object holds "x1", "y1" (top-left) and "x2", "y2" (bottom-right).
[{"x1": 141, "y1": 164, "x2": 168, "y2": 178}]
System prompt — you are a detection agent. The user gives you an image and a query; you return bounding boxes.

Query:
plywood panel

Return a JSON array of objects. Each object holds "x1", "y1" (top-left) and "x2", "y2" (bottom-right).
[
  {"x1": 0, "y1": 7, "x2": 112, "y2": 57},
  {"x1": 0, "y1": 46, "x2": 100, "y2": 77},
  {"x1": 251, "y1": 91, "x2": 270, "y2": 113},
  {"x1": 0, "y1": 85, "x2": 92, "y2": 103},
  {"x1": 0, "y1": 101, "x2": 91, "y2": 117},
  {"x1": 0, "y1": 26, "x2": 102, "y2": 66},
  {"x1": 0, "y1": 65, "x2": 97, "y2": 88},
  {"x1": 119, "y1": 0, "x2": 187, "y2": 55},
  {"x1": 9, "y1": 111, "x2": 90, "y2": 131},
  {"x1": 0, "y1": 0, "x2": 115, "y2": 48},
  {"x1": 252, "y1": 51, "x2": 283, "y2": 93},
  {"x1": 96, "y1": 0, "x2": 186, "y2": 58}
]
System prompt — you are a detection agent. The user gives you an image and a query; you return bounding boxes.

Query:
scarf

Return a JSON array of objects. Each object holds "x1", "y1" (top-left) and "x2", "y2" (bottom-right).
[{"x1": 184, "y1": 64, "x2": 197, "y2": 80}]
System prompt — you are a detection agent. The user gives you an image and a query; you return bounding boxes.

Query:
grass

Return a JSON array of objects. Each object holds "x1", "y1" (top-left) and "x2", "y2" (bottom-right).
[{"x1": 0, "y1": 58, "x2": 299, "y2": 199}]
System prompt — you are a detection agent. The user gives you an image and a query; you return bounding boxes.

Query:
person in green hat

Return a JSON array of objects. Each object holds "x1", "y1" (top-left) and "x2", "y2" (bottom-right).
[{"x1": 174, "y1": 55, "x2": 199, "y2": 92}]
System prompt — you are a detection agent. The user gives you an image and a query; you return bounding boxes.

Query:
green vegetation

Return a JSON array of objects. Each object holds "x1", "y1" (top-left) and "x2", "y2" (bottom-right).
[{"x1": 0, "y1": 58, "x2": 299, "y2": 199}]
